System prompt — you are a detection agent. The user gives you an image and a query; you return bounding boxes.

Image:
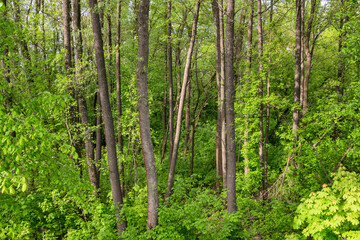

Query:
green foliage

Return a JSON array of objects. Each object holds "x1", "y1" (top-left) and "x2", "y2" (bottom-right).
[{"x1": 294, "y1": 167, "x2": 360, "y2": 239}]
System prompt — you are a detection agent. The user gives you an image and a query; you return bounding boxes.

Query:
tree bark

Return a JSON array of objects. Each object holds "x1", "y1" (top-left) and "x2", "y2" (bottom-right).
[
  {"x1": 183, "y1": 78, "x2": 191, "y2": 158},
  {"x1": 244, "y1": 0, "x2": 253, "y2": 176},
  {"x1": 225, "y1": 0, "x2": 237, "y2": 213},
  {"x1": 1, "y1": 0, "x2": 9, "y2": 86},
  {"x1": 167, "y1": 0, "x2": 174, "y2": 168},
  {"x1": 95, "y1": 93, "x2": 102, "y2": 184},
  {"x1": 107, "y1": 14, "x2": 113, "y2": 95},
  {"x1": 264, "y1": 0, "x2": 273, "y2": 201},
  {"x1": 136, "y1": 0, "x2": 159, "y2": 230},
  {"x1": 211, "y1": 0, "x2": 223, "y2": 190},
  {"x1": 219, "y1": 0, "x2": 227, "y2": 189},
  {"x1": 88, "y1": 0, "x2": 126, "y2": 234},
  {"x1": 116, "y1": 0, "x2": 125, "y2": 198},
  {"x1": 73, "y1": 0, "x2": 99, "y2": 190},
  {"x1": 302, "y1": 0, "x2": 316, "y2": 113},
  {"x1": 257, "y1": 0, "x2": 265, "y2": 200},
  {"x1": 291, "y1": 0, "x2": 302, "y2": 166},
  {"x1": 165, "y1": 0, "x2": 201, "y2": 199}
]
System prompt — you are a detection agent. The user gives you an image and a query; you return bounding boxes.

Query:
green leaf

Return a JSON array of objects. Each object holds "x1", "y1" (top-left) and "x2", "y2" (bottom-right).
[{"x1": 0, "y1": 2, "x2": 5, "y2": 12}]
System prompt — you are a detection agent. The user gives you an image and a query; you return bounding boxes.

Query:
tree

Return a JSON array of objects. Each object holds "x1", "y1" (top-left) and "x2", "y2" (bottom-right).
[
  {"x1": 166, "y1": 0, "x2": 201, "y2": 199},
  {"x1": 88, "y1": 0, "x2": 126, "y2": 234},
  {"x1": 225, "y1": 0, "x2": 236, "y2": 213},
  {"x1": 72, "y1": 0, "x2": 99, "y2": 191},
  {"x1": 136, "y1": 0, "x2": 159, "y2": 230}
]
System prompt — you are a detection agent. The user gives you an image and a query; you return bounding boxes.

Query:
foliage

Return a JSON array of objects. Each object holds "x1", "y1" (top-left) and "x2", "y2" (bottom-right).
[{"x1": 294, "y1": 167, "x2": 360, "y2": 239}]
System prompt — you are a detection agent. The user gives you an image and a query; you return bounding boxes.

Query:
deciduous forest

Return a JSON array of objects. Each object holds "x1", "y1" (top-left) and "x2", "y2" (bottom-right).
[{"x1": 1, "y1": 0, "x2": 360, "y2": 239}]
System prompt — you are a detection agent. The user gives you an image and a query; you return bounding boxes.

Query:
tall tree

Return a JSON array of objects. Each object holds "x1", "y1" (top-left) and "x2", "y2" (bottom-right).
[
  {"x1": 264, "y1": 0, "x2": 274, "y2": 200},
  {"x1": 211, "y1": 0, "x2": 223, "y2": 190},
  {"x1": 244, "y1": 0, "x2": 254, "y2": 176},
  {"x1": 225, "y1": 0, "x2": 237, "y2": 213},
  {"x1": 167, "y1": 0, "x2": 174, "y2": 169},
  {"x1": 257, "y1": 0, "x2": 265, "y2": 199},
  {"x1": 72, "y1": 0, "x2": 99, "y2": 190},
  {"x1": 136, "y1": 0, "x2": 159, "y2": 230},
  {"x1": 291, "y1": 0, "x2": 302, "y2": 164},
  {"x1": 302, "y1": 0, "x2": 317, "y2": 113},
  {"x1": 166, "y1": 0, "x2": 201, "y2": 199},
  {"x1": 88, "y1": 0, "x2": 126, "y2": 234},
  {"x1": 116, "y1": 0, "x2": 125, "y2": 197}
]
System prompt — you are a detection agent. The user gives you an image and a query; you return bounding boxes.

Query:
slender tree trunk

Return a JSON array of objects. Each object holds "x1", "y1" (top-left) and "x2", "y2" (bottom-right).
[
  {"x1": 303, "y1": 0, "x2": 316, "y2": 113},
  {"x1": 257, "y1": 0, "x2": 265, "y2": 200},
  {"x1": 63, "y1": 0, "x2": 82, "y2": 173},
  {"x1": 166, "y1": 0, "x2": 201, "y2": 199},
  {"x1": 88, "y1": 0, "x2": 126, "y2": 234},
  {"x1": 63, "y1": 0, "x2": 72, "y2": 73},
  {"x1": 183, "y1": 79, "x2": 191, "y2": 157},
  {"x1": 300, "y1": 0, "x2": 305, "y2": 107},
  {"x1": 337, "y1": 1, "x2": 345, "y2": 97},
  {"x1": 161, "y1": 41, "x2": 168, "y2": 163},
  {"x1": 116, "y1": 0, "x2": 125, "y2": 198},
  {"x1": 219, "y1": 0, "x2": 227, "y2": 189},
  {"x1": 244, "y1": 0, "x2": 253, "y2": 176},
  {"x1": 225, "y1": 0, "x2": 237, "y2": 213},
  {"x1": 211, "y1": 0, "x2": 223, "y2": 190},
  {"x1": 107, "y1": 14, "x2": 113, "y2": 95},
  {"x1": 167, "y1": 0, "x2": 174, "y2": 168},
  {"x1": 95, "y1": 93, "x2": 102, "y2": 183},
  {"x1": 1, "y1": 0, "x2": 9, "y2": 86},
  {"x1": 264, "y1": 0, "x2": 273, "y2": 201},
  {"x1": 291, "y1": 0, "x2": 302, "y2": 166},
  {"x1": 73, "y1": 0, "x2": 99, "y2": 190},
  {"x1": 136, "y1": 0, "x2": 159, "y2": 230}
]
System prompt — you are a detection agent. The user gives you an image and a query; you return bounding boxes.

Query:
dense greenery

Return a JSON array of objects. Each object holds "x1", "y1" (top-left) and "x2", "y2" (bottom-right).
[{"x1": 1, "y1": 0, "x2": 360, "y2": 239}]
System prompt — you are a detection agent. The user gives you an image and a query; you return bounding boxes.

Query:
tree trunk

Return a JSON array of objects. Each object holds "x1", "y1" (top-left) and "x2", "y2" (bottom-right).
[
  {"x1": 225, "y1": 0, "x2": 237, "y2": 213},
  {"x1": 1, "y1": 0, "x2": 9, "y2": 86},
  {"x1": 107, "y1": 14, "x2": 112, "y2": 95},
  {"x1": 183, "y1": 78, "x2": 191, "y2": 158},
  {"x1": 257, "y1": 0, "x2": 265, "y2": 200},
  {"x1": 219, "y1": 0, "x2": 227, "y2": 189},
  {"x1": 116, "y1": 0, "x2": 125, "y2": 198},
  {"x1": 136, "y1": 0, "x2": 159, "y2": 230},
  {"x1": 303, "y1": 0, "x2": 316, "y2": 113},
  {"x1": 73, "y1": 0, "x2": 99, "y2": 190},
  {"x1": 95, "y1": 93, "x2": 102, "y2": 183},
  {"x1": 244, "y1": 0, "x2": 253, "y2": 176},
  {"x1": 165, "y1": 0, "x2": 201, "y2": 199},
  {"x1": 292, "y1": 0, "x2": 302, "y2": 165},
  {"x1": 88, "y1": 0, "x2": 126, "y2": 234},
  {"x1": 167, "y1": 0, "x2": 174, "y2": 168},
  {"x1": 211, "y1": 0, "x2": 223, "y2": 190},
  {"x1": 63, "y1": 0, "x2": 82, "y2": 174},
  {"x1": 264, "y1": 0, "x2": 273, "y2": 201}
]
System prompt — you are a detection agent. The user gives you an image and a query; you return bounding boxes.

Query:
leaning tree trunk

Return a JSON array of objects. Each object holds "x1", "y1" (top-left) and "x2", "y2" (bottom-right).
[
  {"x1": 165, "y1": 0, "x2": 201, "y2": 199},
  {"x1": 72, "y1": 0, "x2": 99, "y2": 190},
  {"x1": 225, "y1": 0, "x2": 237, "y2": 213},
  {"x1": 136, "y1": 0, "x2": 159, "y2": 230},
  {"x1": 88, "y1": 0, "x2": 126, "y2": 235}
]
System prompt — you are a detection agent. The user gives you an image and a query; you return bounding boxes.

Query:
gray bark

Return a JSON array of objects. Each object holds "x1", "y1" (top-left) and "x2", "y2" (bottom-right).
[
  {"x1": 88, "y1": 0, "x2": 126, "y2": 234},
  {"x1": 165, "y1": 0, "x2": 201, "y2": 199},
  {"x1": 136, "y1": 0, "x2": 159, "y2": 230}
]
